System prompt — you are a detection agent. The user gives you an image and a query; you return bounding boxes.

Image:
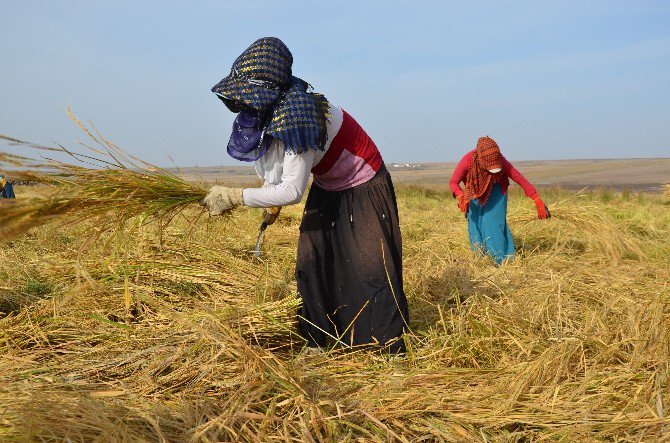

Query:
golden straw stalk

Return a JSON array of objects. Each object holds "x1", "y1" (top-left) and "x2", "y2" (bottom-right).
[{"x1": 0, "y1": 110, "x2": 208, "y2": 241}]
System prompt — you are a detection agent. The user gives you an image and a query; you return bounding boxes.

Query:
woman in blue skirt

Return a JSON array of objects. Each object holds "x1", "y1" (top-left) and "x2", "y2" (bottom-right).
[{"x1": 450, "y1": 136, "x2": 550, "y2": 264}]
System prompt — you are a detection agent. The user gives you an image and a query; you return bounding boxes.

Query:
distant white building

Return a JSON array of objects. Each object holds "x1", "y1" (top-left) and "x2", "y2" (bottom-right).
[{"x1": 390, "y1": 163, "x2": 423, "y2": 169}]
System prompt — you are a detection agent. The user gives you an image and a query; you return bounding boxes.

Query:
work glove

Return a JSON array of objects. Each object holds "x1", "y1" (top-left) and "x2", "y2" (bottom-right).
[
  {"x1": 532, "y1": 195, "x2": 551, "y2": 219},
  {"x1": 200, "y1": 186, "x2": 244, "y2": 216},
  {"x1": 457, "y1": 193, "x2": 469, "y2": 213},
  {"x1": 262, "y1": 206, "x2": 282, "y2": 225}
]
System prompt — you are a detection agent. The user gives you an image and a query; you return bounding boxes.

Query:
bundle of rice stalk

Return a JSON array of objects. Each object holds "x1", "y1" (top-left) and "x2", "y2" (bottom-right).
[
  {"x1": 0, "y1": 110, "x2": 207, "y2": 241},
  {"x1": 508, "y1": 190, "x2": 645, "y2": 262}
]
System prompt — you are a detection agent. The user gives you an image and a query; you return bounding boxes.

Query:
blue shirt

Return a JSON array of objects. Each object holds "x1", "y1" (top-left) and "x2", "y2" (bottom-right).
[{"x1": 1, "y1": 181, "x2": 15, "y2": 198}]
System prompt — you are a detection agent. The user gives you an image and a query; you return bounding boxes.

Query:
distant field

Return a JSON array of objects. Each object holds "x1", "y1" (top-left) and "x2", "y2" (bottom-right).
[{"x1": 177, "y1": 158, "x2": 670, "y2": 192}]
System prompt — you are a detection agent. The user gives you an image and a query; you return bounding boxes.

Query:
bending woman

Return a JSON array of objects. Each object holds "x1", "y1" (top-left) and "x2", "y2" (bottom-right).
[
  {"x1": 449, "y1": 136, "x2": 550, "y2": 264},
  {"x1": 0, "y1": 175, "x2": 15, "y2": 199},
  {"x1": 201, "y1": 37, "x2": 409, "y2": 353}
]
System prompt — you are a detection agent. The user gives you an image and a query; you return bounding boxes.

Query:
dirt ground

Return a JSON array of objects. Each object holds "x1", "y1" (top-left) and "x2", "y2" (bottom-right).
[{"x1": 176, "y1": 158, "x2": 670, "y2": 192}]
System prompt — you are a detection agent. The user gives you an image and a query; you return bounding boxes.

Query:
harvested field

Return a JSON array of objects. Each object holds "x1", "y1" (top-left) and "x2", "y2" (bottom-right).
[{"x1": 1, "y1": 181, "x2": 669, "y2": 441}]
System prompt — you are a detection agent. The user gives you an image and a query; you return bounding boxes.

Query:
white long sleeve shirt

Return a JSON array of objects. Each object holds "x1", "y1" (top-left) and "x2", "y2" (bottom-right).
[
  {"x1": 242, "y1": 144, "x2": 319, "y2": 207},
  {"x1": 241, "y1": 103, "x2": 383, "y2": 207},
  {"x1": 241, "y1": 103, "x2": 339, "y2": 208}
]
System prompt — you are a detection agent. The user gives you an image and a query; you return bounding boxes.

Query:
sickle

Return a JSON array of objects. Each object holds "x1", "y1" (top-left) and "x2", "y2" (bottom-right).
[{"x1": 253, "y1": 221, "x2": 269, "y2": 257}]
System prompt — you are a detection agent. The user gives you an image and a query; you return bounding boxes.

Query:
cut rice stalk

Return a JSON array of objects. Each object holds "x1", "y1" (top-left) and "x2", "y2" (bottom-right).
[{"x1": 0, "y1": 111, "x2": 209, "y2": 242}]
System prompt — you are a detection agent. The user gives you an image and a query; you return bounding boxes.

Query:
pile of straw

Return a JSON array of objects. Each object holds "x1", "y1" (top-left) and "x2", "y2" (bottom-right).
[
  {"x1": 508, "y1": 189, "x2": 646, "y2": 263},
  {"x1": 1, "y1": 182, "x2": 668, "y2": 441}
]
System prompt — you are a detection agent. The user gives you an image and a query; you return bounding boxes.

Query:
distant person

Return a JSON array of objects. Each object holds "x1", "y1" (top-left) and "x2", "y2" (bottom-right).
[
  {"x1": 200, "y1": 37, "x2": 409, "y2": 353},
  {"x1": 0, "y1": 175, "x2": 16, "y2": 199},
  {"x1": 450, "y1": 136, "x2": 550, "y2": 264}
]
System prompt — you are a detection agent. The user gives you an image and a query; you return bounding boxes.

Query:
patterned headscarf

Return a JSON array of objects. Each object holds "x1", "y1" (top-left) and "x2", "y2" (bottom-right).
[
  {"x1": 212, "y1": 37, "x2": 330, "y2": 155},
  {"x1": 464, "y1": 136, "x2": 504, "y2": 206}
]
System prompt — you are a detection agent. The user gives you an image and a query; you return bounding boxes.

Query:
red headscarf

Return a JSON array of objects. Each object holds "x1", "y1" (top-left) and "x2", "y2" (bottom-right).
[{"x1": 464, "y1": 136, "x2": 504, "y2": 206}]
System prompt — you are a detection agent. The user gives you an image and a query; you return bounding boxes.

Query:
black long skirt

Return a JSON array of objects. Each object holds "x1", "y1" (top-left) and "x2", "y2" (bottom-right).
[{"x1": 295, "y1": 165, "x2": 409, "y2": 353}]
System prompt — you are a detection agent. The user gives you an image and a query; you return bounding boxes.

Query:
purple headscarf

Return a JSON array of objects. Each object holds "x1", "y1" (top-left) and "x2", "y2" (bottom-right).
[{"x1": 227, "y1": 109, "x2": 273, "y2": 162}]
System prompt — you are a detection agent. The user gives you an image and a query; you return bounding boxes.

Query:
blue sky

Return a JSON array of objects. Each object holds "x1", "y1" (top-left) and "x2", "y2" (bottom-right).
[{"x1": 2, "y1": 1, "x2": 669, "y2": 165}]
